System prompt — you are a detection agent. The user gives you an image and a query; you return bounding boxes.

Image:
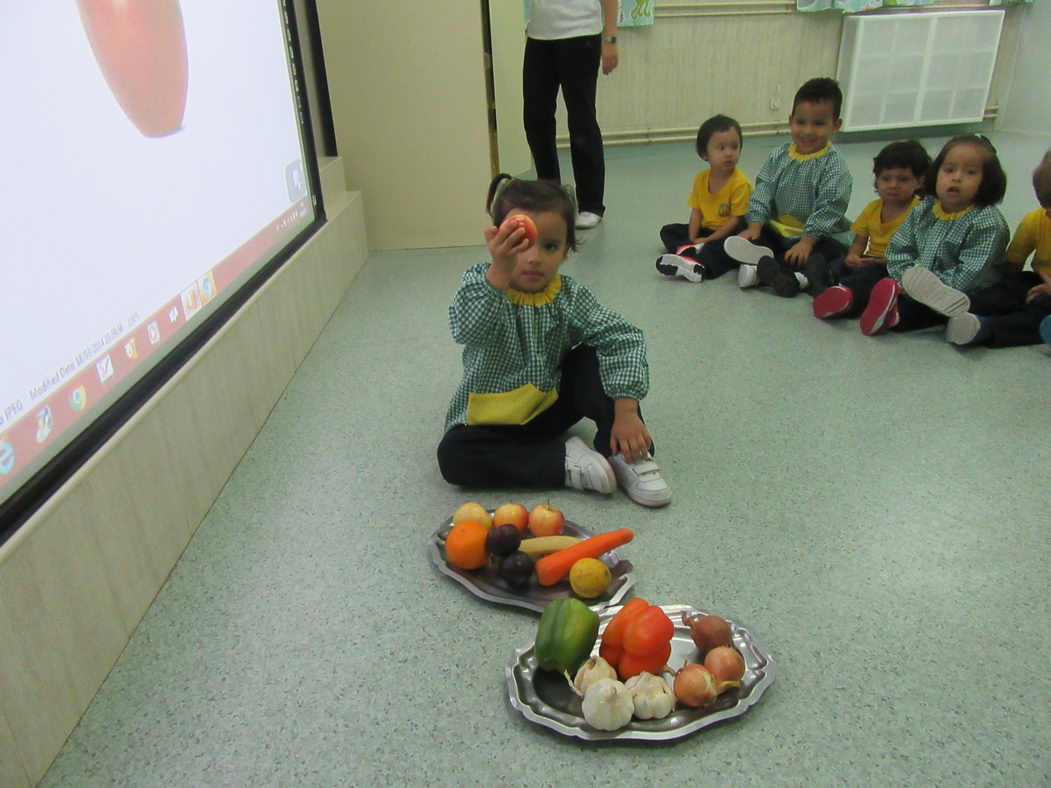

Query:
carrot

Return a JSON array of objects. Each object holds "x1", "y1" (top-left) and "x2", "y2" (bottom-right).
[{"x1": 534, "y1": 528, "x2": 634, "y2": 586}]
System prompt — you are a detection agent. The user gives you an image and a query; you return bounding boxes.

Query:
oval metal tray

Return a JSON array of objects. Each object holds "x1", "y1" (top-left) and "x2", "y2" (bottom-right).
[
  {"x1": 505, "y1": 603, "x2": 774, "y2": 741},
  {"x1": 427, "y1": 515, "x2": 635, "y2": 613}
]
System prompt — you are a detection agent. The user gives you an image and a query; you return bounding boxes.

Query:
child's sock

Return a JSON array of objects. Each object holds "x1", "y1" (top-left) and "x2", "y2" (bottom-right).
[
  {"x1": 813, "y1": 285, "x2": 854, "y2": 319},
  {"x1": 794, "y1": 272, "x2": 809, "y2": 289},
  {"x1": 946, "y1": 313, "x2": 991, "y2": 345},
  {"x1": 737, "y1": 263, "x2": 759, "y2": 288}
]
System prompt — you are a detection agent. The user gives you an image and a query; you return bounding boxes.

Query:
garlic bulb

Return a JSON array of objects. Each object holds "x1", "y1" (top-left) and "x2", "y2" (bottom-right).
[
  {"x1": 623, "y1": 671, "x2": 676, "y2": 720},
  {"x1": 581, "y1": 678, "x2": 634, "y2": 731},
  {"x1": 572, "y1": 656, "x2": 617, "y2": 696}
]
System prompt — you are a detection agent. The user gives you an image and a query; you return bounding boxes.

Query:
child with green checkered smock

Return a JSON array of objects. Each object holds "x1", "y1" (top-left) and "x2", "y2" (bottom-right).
[{"x1": 437, "y1": 176, "x2": 671, "y2": 508}]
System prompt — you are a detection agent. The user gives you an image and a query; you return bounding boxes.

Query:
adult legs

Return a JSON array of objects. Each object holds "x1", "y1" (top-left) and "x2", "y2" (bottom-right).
[
  {"x1": 553, "y1": 36, "x2": 605, "y2": 216},
  {"x1": 523, "y1": 37, "x2": 562, "y2": 183}
]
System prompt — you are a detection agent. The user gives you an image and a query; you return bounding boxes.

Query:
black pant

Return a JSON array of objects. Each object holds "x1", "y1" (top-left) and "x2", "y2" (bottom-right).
[
  {"x1": 523, "y1": 35, "x2": 605, "y2": 216},
  {"x1": 436, "y1": 346, "x2": 649, "y2": 488},
  {"x1": 702, "y1": 224, "x2": 846, "y2": 276},
  {"x1": 968, "y1": 271, "x2": 1051, "y2": 347}
]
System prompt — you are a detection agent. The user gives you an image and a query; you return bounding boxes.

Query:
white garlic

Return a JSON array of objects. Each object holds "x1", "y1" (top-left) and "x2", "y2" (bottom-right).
[
  {"x1": 581, "y1": 678, "x2": 634, "y2": 731},
  {"x1": 624, "y1": 671, "x2": 676, "y2": 720},
  {"x1": 571, "y1": 656, "x2": 618, "y2": 696}
]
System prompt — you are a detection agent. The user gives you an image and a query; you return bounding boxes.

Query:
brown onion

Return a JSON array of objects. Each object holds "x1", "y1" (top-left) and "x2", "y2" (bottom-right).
[
  {"x1": 672, "y1": 663, "x2": 719, "y2": 708},
  {"x1": 704, "y1": 646, "x2": 745, "y2": 682},
  {"x1": 682, "y1": 613, "x2": 733, "y2": 657}
]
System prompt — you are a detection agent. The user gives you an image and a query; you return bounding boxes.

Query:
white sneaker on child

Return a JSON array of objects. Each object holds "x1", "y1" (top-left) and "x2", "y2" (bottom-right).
[
  {"x1": 725, "y1": 235, "x2": 774, "y2": 266},
  {"x1": 608, "y1": 453, "x2": 671, "y2": 507},
  {"x1": 575, "y1": 211, "x2": 602, "y2": 229},
  {"x1": 902, "y1": 266, "x2": 970, "y2": 317},
  {"x1": 737, "y1": 264, "x2": 759, "y2": 288},
  {"x1": 564, "y1": 436, "x2": 616, "y2": 494},
  {"x1": 655, "y1": 254, "x2": 705, "y2": 283}
]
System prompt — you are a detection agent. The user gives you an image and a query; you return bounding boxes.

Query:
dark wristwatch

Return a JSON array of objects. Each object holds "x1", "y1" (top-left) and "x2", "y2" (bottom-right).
[{"x1": 602, "y1": 35, "x2": 617, "y2": 44}]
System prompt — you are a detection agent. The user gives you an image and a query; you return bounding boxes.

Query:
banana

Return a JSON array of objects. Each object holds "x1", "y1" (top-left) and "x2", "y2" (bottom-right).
[{"x1": 519, "y1": 535, "x2": 581, "y2": 559}]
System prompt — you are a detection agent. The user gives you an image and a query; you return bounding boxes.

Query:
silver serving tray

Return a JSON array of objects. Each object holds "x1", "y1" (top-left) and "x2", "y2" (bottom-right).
[
  {"x1": 427, "y1": 514, "x2": 635, "y2": 613},
  {"x1": 505, "y1": 603, "x2": 774, "y2": 741}
]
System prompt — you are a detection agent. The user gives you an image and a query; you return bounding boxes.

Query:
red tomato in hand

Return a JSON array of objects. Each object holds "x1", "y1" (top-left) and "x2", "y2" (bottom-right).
[
  {"x1": 500, "y1": 213, "x2": 538, "y2": 245},
  {"x1": 76, "y1": 0, "x2": 189, "y2": 137}
]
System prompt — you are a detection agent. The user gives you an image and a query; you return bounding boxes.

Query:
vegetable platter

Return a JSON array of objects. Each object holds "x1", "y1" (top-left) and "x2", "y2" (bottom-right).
[
  {"x1": 504, "y1": 603, "x2": 773, "y2": 741},
  {"x1": 427, "y1": 514, "x2": 635, "y2": 614}
]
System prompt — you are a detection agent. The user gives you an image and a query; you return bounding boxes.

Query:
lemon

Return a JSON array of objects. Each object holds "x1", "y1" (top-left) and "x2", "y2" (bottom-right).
[{"x1": 569, "y1": 558, "x2": 611, "y2": 598}]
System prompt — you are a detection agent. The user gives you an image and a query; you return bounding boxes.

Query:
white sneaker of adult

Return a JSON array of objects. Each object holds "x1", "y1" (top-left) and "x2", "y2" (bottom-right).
[
  {"x1": 724, "y1": 235, "x2": 774, "y2": 266},
  {"x1": 575, "y1": 211, "x2": 602, "y2": 229},
  {"x1": 737, "y1": 264, "x2": 759, "y2": 288},
  {"x1": 607, "y1": 453, "x2": 671, "y2": 507},
  {"x1": 564, "y1": 436, "x2": 616, "y2": 494}
]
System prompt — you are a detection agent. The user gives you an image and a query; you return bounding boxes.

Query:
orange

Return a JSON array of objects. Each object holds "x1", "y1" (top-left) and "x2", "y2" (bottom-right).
[{"x1": 445, "y1": 521, "x2": 489, "y2": 570}]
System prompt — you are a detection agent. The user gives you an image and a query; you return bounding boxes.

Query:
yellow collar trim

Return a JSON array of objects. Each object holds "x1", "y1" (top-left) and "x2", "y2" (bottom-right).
[
  {"x1": 507, "y1": 275, "x2": 562, "y2": 305},
  {"x1": 788, "y1": 142, "x2": 830, "y2": 162},
  {"x1": 933, "y1": 201, "x2": 974, "y2": 221}
]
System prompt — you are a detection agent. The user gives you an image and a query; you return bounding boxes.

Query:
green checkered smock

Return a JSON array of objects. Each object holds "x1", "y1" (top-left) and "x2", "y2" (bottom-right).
[
  {"x1": 746, "y1": 142, "x2": 853, "y2": 246},
  {"x1": 443, "y1": 263, "x2": 648, "y2": 431},
  {"x1": 885, "y1": 198, "x2": 1010, "y2": 291}
]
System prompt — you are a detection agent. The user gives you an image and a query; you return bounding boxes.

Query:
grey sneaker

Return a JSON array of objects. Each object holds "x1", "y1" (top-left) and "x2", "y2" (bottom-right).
[
  {"x1": 564, "y1": 436, "x2": 616, "y2": 494},
  {"x1": 902, "y1": 266, "x2": 969, "y2": 317},
  {"x1": 608, "y1": 453, "x2": 671, "y2": 507},
  {"x1": 725, "y1": 235, "x2": 774, "y2": 266},
  {"x1": 946, "y1": 313, "x2": 984, "y2": 345}
]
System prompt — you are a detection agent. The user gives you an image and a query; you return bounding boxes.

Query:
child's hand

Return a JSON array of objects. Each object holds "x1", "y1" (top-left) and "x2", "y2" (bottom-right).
[
  {"x1": 610, "y1": 400, "x2": 651, "y2": 464},
  {"x1": 784, "y1": 239, "x2": 813, "y2": 267},
  {"x1": 844, "y1": 252, "x2": 864, "y2": 269},
  {"x1": 737, "y1": 226, "x2": 760, "y2": 242},
  {"x1": 483, "y1": 220, "x2": 530, "y2": 282},
  {"x1": 1026, "y1": 283, "x2": 1051, "y2": 302}
]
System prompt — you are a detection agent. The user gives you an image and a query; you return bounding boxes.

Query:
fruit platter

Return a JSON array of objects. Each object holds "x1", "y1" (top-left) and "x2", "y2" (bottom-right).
[
  {"x1": 427, "y1": 502, "x2": 636, "y2": 613},
  {"x1": 505, "y1": 601, "x2": 774, "y2": 741}
]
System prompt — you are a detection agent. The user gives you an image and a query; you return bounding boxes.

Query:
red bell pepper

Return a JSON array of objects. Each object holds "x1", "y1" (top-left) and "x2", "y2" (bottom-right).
[{"x1": 599, "y1": 598, "x2": 675, "y2": 680}]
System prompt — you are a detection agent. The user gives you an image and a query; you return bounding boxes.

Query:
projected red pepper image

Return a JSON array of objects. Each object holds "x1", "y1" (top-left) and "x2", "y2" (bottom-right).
[{"x1": 76, "y1": 0, "x2": 189, "y2": 137}]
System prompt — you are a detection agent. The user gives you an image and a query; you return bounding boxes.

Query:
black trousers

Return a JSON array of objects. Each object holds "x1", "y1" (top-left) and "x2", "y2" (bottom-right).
[
  {"x1": 968, "y1": 271, "x2": 1051, "y2": 347},
  {"x1": 437, "y1": 346, "x2": 649, "y2": 488},
  {"x1": 523, "y1": 35, "x2": 605, "y2": 216},
  {"x1": 701, "y1": 224, "x2": 846, "y2": 275}
]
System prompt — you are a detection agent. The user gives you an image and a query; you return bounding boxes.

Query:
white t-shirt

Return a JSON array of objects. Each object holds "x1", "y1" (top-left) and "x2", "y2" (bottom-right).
[{"x1": 526, "y1": 0, "x2": 603, "y2": 40}]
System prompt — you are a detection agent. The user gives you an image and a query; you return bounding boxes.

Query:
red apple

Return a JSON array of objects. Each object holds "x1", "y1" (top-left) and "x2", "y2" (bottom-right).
[
  {"x1": 501, "y1": 214, "x2": 538, "y2": 246},
  {"x1": 452, "y1": 501, "x2": 492, "y2": 530},
  {"x1": 76, "y1": 0, "x2": 189, "y2": 137},
  {"x1": 492, "y1": 503, "x2": 529, "y2": 534},
  {"x1": 528, "y1": 503, "x2": 565, "y2": 537}
]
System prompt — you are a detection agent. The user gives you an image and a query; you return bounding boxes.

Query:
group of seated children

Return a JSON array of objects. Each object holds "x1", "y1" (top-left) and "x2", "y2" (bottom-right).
[
  {"x1": 434, "y1": 77, "x2": 1050, "y2": 512},
  {"x1": 656, "y1": 78, "x2": 1051, "y2": 349}
]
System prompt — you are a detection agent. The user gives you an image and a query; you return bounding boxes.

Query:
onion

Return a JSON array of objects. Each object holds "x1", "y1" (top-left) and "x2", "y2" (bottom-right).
[
  {"x1": 704, "y1": 646, "x2": 745, "y2": 682},
  {"x1": 672, "y1": 663, "x2": 719, "y2": 708},
  {"x1": 682, "y1": 613, "x2": 733, "y2": 657}
]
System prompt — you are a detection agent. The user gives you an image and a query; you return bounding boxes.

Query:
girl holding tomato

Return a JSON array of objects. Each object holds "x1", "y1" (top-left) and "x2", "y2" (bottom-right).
[{"x1": 436, "y1": 176, "x2": 671, "y2": 508}]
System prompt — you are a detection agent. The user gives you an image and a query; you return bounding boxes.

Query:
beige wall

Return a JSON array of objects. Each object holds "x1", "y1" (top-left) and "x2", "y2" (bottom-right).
[
  {"x1": 317, "y1": 1, "x2": 494, "y2": 250},
  {"x1": 0, "y1": 163, "x2": 367, "y2": 787}
]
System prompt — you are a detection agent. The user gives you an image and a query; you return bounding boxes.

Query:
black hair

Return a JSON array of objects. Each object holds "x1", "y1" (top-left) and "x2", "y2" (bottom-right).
[
  {"x1": 695, "y1": 114, "x2": 743, "y2": 160},
  {"x1": 1032, "y1": 149, "x2": 1051, "y2": 208},
  {"x1": 872, "y1": 140, "x2": 931, "y2": 195},
  {"x1": 792, "y1": 77, "x2": 843, "y2": 120},
  {"x1": 486, "y1": 174, "x2": 577, "y2": 251},
  {"x1": 927, "y1": 135, "x2": 1007, "y2": 207}
]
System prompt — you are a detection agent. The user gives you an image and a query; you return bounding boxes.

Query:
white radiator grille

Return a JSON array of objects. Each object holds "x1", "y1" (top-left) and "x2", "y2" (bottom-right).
[{"x1": 836, "y1": 10, "x2": 1004, "y2": 132}]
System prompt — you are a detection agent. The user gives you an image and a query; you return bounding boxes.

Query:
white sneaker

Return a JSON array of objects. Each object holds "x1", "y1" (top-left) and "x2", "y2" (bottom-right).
[
  {"x1": 737, "y1": 264, "x2": 759, "y2": 288},
  {"x1": 608, "y1": 453, "x2": 671, "y2": 507},
  {"x1": 902, "y1": 266, "x2": 970, "y2": 317},
  {"x1": 564, "y1": 436, "x2": 616, "y2": 494},
  {"x1": 724, "y1": 235, "x2": 774, "y2": 266},
  {"x1": 575, "y1": 211, "x2": 602, "y2": 229},
  {"x1": 655, "y1": 254, "x2": 705, "y2": 283}
]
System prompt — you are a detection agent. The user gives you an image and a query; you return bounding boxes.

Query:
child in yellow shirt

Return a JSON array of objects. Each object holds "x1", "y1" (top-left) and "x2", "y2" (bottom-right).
[{"x1": 656, "y1": 115, "x2": 752, "y2": 282}]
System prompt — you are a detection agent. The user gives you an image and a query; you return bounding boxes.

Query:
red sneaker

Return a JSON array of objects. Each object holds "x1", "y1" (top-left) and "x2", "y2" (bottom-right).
[
  {"x1": 813, "y1": 285, "x2": 854, "y2": 319},
  {"x1": 860, "y1": 278, "x2": 901, "y2": 336}
]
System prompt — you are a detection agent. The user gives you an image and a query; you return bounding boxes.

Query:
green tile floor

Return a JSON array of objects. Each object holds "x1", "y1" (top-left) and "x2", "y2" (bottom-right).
[{"x1": 42, "y1": 131, "x2": 1050, "y2": 786}]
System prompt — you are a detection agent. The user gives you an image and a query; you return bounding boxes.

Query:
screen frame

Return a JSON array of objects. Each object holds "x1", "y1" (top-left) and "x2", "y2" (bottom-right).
[{"x1": 0, "y1": 0, "x2": 328, "y2": 546}]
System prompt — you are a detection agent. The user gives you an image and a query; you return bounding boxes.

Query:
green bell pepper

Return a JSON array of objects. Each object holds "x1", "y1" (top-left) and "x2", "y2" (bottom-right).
[{"x1": 533, "y1": 597, "x2": 600, "y2": 675}]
